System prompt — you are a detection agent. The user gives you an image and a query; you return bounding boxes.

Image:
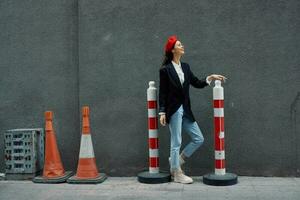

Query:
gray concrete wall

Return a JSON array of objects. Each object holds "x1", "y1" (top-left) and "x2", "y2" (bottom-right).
[
  {"x1": 0, "y1": 0, "x2": 80, "y2": 172},
  {"x1": 0, "y1": 0, "x2": 299, "y2": 176}
]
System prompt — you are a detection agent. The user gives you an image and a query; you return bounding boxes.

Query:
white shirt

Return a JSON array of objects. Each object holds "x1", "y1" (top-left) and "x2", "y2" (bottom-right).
[{"x1": 171, "y1": 61, "x2": 185, "y2": 85}]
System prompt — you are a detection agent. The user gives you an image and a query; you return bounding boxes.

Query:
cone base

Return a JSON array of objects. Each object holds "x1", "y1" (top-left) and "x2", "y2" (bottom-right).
[
  {"x1": 137, "y1": 171, "x2": 171, "y2": 184},
  {"x1": 67, "y1": 173, "x2": 107, "y2": 184},
  {"x1": 203, "y1": 172, "x2": 238, "y2": 186},
  {"x1": 32, "y1": 171, "x2": 73, "y2": 184}
]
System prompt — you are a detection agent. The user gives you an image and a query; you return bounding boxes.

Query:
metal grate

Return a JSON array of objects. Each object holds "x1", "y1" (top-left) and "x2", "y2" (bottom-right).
[{"x1": 4, "y1": 129, "x2": 44, "y2": 174}]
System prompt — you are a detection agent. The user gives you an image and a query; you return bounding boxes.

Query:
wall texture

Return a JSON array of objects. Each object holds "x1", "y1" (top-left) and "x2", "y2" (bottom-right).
[
  {"x1": 0, "y1": 0, "x2": 80, "y2": 172},
  {"x1": 0, "y1": 0, "x2": 299, "y2": 176}
]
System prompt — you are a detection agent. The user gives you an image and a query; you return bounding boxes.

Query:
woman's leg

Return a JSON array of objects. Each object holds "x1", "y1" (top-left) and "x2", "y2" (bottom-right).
[
  {"x1": 168, "y1": 105, "x2": 184, "y2": 171},
  {"x1": 181, "y1": 116, "x2": 205, "y2": 158}
]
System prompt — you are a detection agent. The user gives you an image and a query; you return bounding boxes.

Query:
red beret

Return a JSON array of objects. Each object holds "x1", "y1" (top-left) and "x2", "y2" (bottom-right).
[{"x1": 165, "y1": 35, "x2": 178, "y2": 53}]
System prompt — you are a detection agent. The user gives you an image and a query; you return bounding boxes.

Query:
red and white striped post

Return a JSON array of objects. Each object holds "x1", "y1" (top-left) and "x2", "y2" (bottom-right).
[
  {"x1": 137, "y1": 81, "x2": 170, "y2": 184},
  {"x1": 213, "y1": 80, "x2": 226, "y2": 175},
  {"x1": 203, "y1": 80, "x2": 238, "y2": 186},
  {"x1": 147, "y1": 81, "x2": 159, "y2": 173}
]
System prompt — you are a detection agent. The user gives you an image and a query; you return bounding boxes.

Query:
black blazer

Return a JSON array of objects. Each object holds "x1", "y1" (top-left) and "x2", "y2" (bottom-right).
[{"x1": 159, "y1": 62, "x2": 208, "y2": 123}]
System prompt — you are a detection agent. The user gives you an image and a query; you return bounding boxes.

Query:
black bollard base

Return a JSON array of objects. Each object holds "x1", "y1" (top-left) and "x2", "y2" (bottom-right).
[
  {"x1": 137, "y1": 171, "x2": 171, "y2": 184},
  {"x1": 203, "y1": 172, "x2": 238, "y2": 186}
]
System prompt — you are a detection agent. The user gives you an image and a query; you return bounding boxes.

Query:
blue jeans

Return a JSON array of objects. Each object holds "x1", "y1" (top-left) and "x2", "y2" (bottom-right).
[{"x1": 169, "y1": 105, "x2": 204, "y2": 170}]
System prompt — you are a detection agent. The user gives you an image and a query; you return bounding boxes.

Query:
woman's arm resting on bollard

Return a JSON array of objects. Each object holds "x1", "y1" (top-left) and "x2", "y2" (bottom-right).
[
  {"x1": 207, "y1": 74, "x2": 227, "y2": 84},
  {"x1": 188, "y1": 64, "x2": 210, "y2": 88}
]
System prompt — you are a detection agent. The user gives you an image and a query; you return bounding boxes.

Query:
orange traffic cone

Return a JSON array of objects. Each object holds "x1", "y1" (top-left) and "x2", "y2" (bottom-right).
[
  {"x1": 33, "y1": 111, "x2": 72, "y2": 183},
  {"x1": 67, "y1": 106, "x2": 106, "y2": 184}
]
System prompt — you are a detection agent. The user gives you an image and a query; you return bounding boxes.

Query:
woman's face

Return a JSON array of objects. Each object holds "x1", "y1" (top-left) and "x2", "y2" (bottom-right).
[{"x1": 172, "y1": 40, "x2": 185, "y2": 56}]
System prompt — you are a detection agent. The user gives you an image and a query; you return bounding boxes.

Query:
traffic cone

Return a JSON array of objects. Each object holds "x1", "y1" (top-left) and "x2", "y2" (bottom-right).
[
  {"x1": 67, "y1": 106, "x2": 106, "y2": 184},
  {"x1": 33, "y1": 111, "x2": 72, "y2": 183}
]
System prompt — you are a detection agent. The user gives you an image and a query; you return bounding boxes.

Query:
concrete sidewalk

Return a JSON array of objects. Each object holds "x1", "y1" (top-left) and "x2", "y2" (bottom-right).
[{"x1": 0, "y1": 176, "x2": 300, "y2": 200}]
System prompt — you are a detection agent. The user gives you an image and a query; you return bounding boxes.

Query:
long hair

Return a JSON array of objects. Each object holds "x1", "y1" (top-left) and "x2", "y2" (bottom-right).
[{"x1": 161, "y1": 51, "x2": 173, "y2": 68}]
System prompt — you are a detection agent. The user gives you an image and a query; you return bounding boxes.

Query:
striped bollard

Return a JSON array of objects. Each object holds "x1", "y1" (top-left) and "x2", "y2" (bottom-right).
[
  {"x1": 203, "y1": 80, "x2": 238, "y2": 186},
  {"x1": 148, "y1": 82, "x2": 159, "y2": 174},
  {"x1": 137, "y1": 81, "x2": 171, "y2": 184}
]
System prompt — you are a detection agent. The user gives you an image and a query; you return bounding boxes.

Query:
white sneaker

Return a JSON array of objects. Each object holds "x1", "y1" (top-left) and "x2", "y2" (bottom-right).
[{"x1": 173, "y1": 169, "x2": 193, "y2": 184}]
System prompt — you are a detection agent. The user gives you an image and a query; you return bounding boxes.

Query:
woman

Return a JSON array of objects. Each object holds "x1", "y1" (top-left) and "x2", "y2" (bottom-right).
[{"x1": 159, "y1": 35, "x2": 226, "y2": 184}]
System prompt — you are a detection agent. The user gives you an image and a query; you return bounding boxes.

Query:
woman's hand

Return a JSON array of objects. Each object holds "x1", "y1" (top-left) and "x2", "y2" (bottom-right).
[
  {"x1": 160, "y1": 114, "x2": 166, "y2": 126},
  {"x1": 207, "y1": 74, "x2": 227, "y2": 82}
]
